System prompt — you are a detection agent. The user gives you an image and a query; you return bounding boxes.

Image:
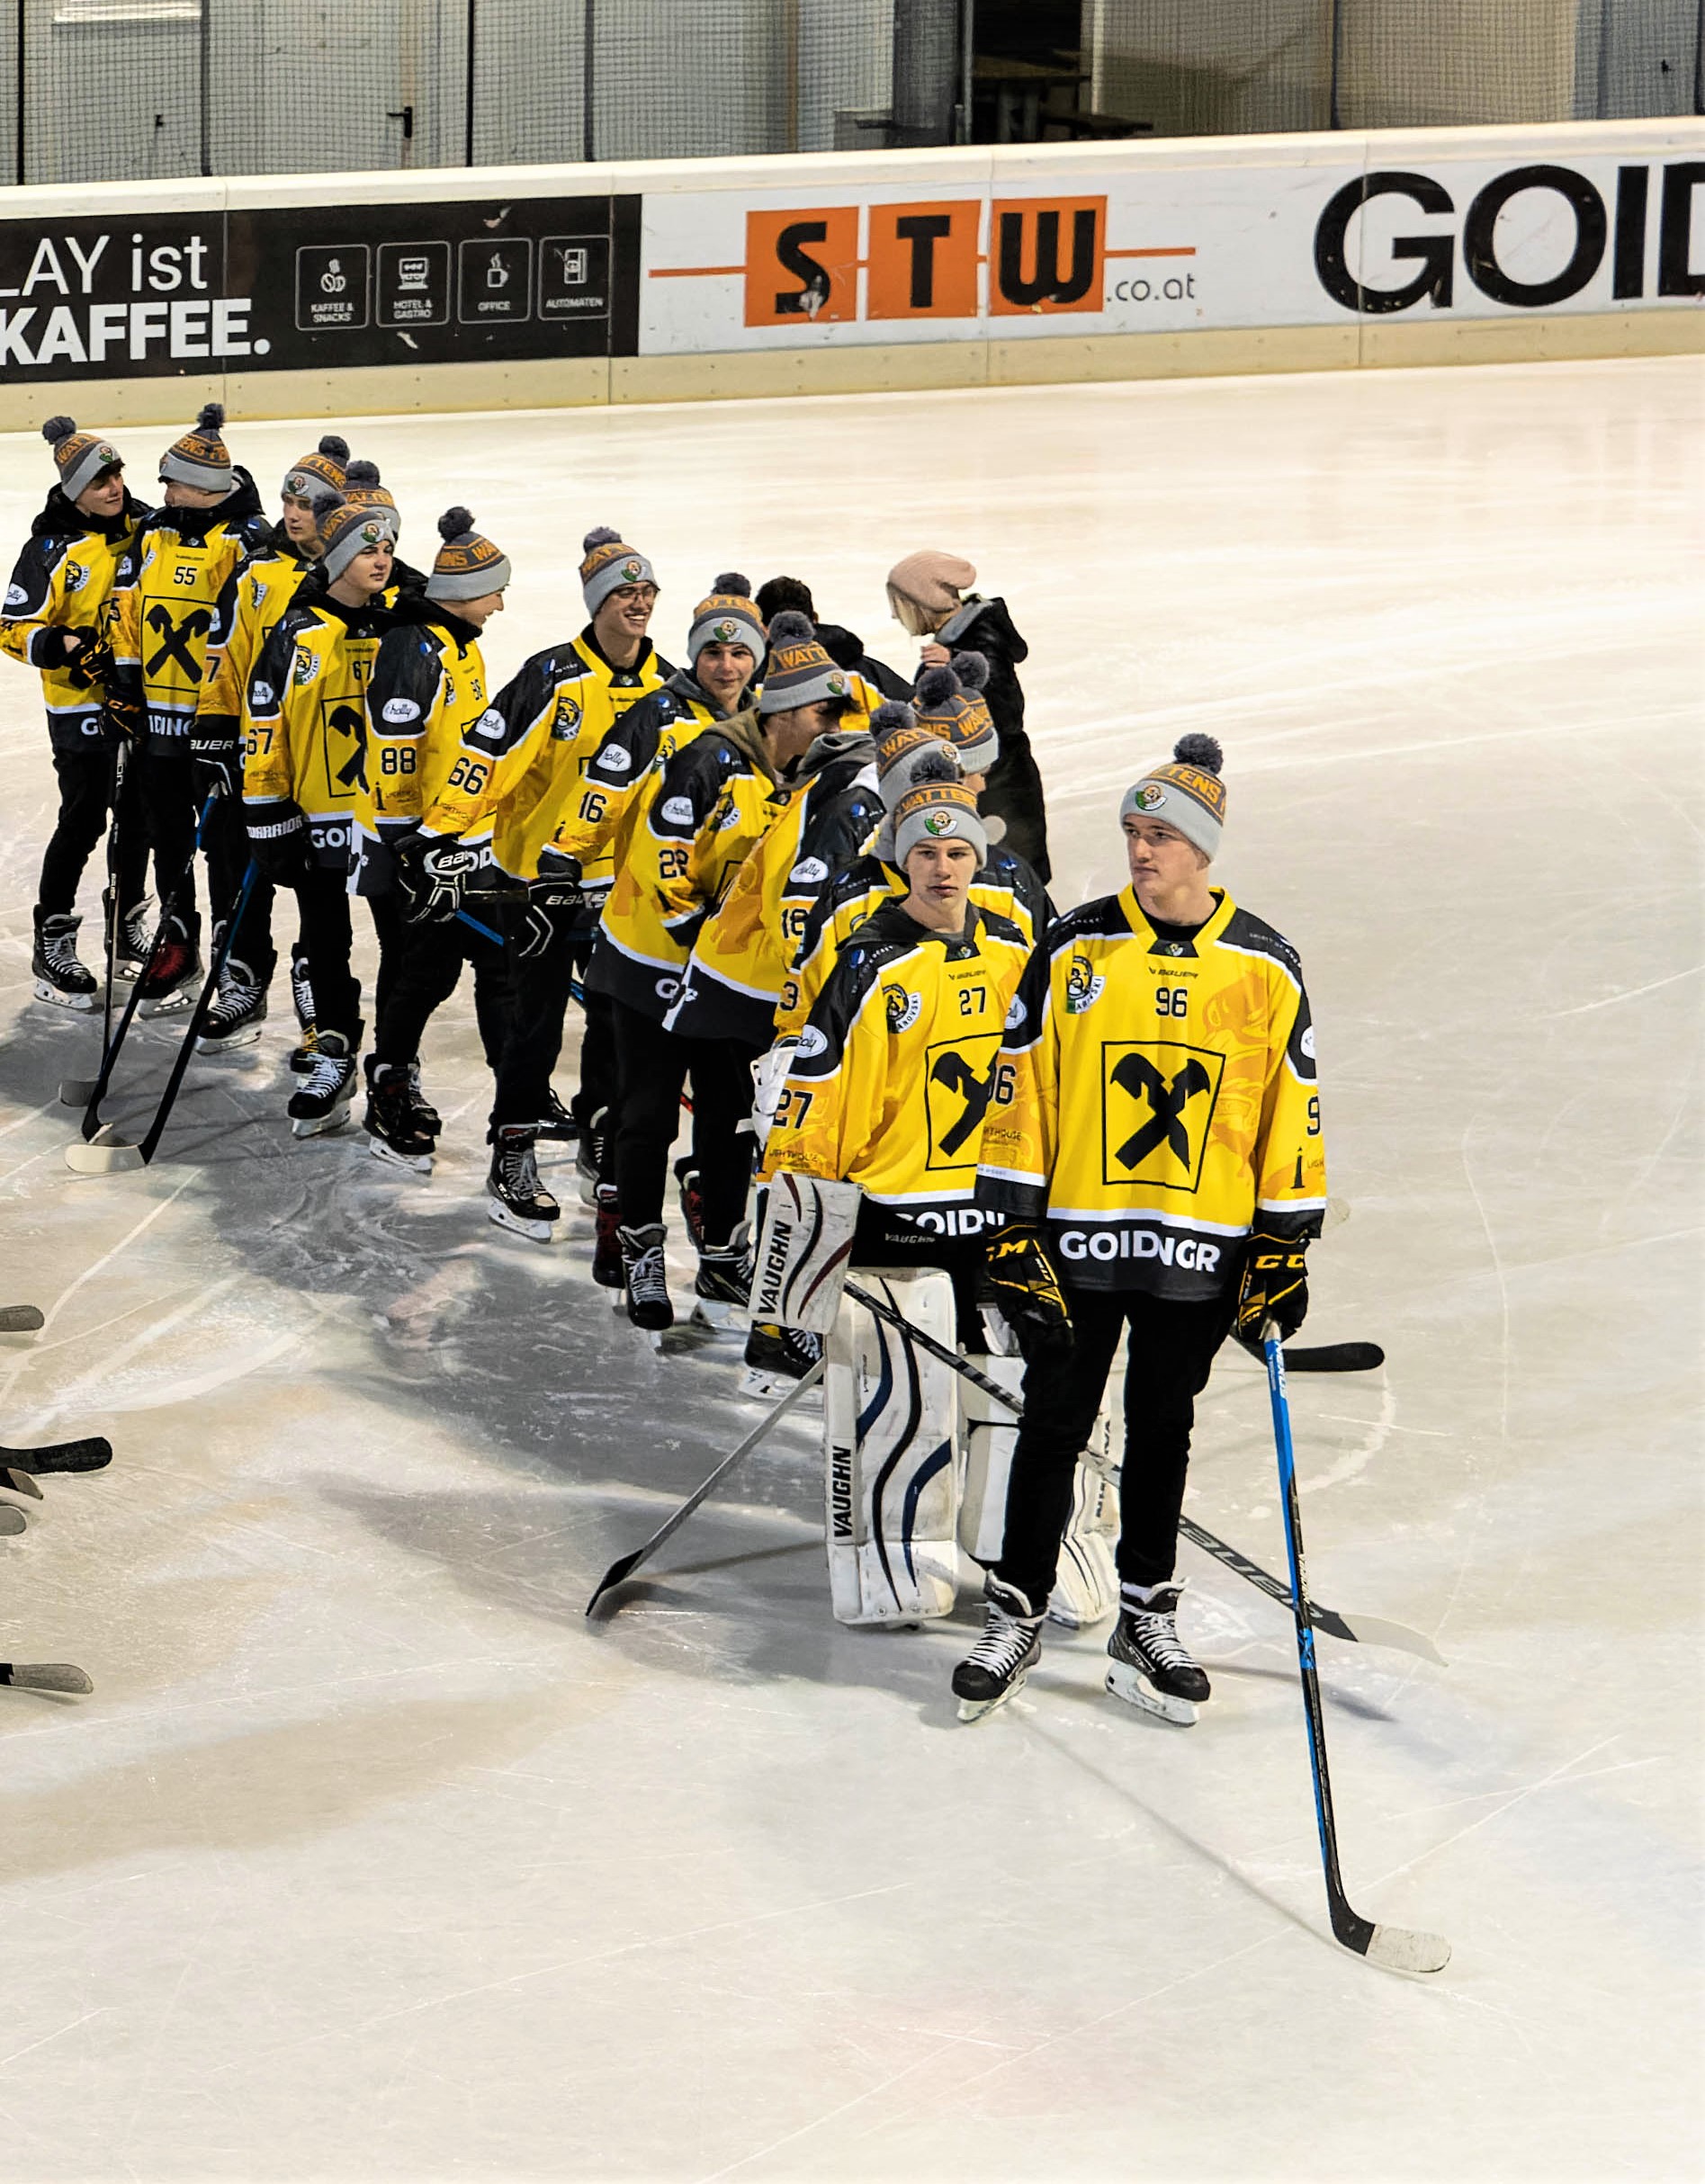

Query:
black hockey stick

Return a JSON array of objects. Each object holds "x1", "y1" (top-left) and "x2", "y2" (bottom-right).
[
  {"x1": 0, "y1": 1436, "x2": 112, "y2": 1475},
  {"x1": 1263, "y1": 1324, "x2": 1449, "y2": 1973},
  {"x1": 586, "y1": 1358, "x2": 826, "y2": 1616},
  {"x1": 0, "y1": 1662, "x2": 92, "y2": 1694},
  {"x1": 67, "y1": 862, "x2": 256, "y2": 1175},
  {"x1": 1276, "y1": 1341, "x2": 1384, "y2": 1374},
  {"x1": 843, "y1": 1280, "x2": 1440, "y2": 1665},
  {"x1": 0, "y1": 1507, "x2": 26, "y2": 1535},
  {"x1": 62, "y1": 788, "x2": 220, "y2": 1119},
  {"x1": 0, "y1": 1305, "x2": 45, "y2": 1332}
]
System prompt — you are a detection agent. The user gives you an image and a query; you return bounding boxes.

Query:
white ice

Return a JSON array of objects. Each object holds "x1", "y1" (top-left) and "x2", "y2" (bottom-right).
[{"x1": 0, "y1": 357, "x2": 1699, "y2": 2183}]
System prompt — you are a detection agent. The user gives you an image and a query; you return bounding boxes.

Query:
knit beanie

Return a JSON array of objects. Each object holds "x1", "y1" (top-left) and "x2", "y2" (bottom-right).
[
  {"x1": 319, "y1": 497, "x2": 399, "y2": 584},
  {"x1": 580, "y1": 526, "x2": 656, "y2": 615},
  {"x1": 426, "y1": 506, "x2": 511, "y2": 604},
  {"x1": 758, "y1": 610, "x2": 854, "y2": 716},
  {"x1": 283, "y1": 433, "x2": 349, "y2": 506},
  {"x1": 893, "y1": 750, "x2": 990, "y2": 868},
  {"x1": 158, "y1": 402, "x2": 235, "y2": 493},
  {"x1": 686, "y1": 571, "x2": 766, "y2": 663},
  {"x1": 337, "y1": 458, "x2": 396, "y2": 517},
  {"x1": 42, "y1": 416, "x2": 121, "y2": 505},
  {"x1": 913, "y1": 657, "x2": 999, "y2": 776},
  {"x1": 1121, "y1": 734, "x2": 1226, "y2": 861},
  {"x1": 871, "y1": 699, "x2": 963, "y2": 812},
  {"x1": 886, "y1": 548, "x2": 976, "y2": 617}
]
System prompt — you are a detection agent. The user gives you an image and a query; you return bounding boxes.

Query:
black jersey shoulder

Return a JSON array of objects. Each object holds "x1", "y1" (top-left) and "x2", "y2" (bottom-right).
[
  {"x1": 1220, "y1": 904, "x2": 1304, "y2": 981},
  {"x1": 1042, "y1": 893, "x2": 1130, "y2": 955}
]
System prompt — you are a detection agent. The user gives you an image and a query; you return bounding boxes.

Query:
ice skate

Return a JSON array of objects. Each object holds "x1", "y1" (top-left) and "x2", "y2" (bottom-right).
[
  {"x1": 287, "y1": 944, "x2": 317, "y2": 1073},
  {"x1": 1104, "y1": 1582, "x2": 1209, "y2": 1727},
  {"x1": 591, "y1": 1184, "x2": 624, "y2": 1289},
  {"x1": 952, "y1": 1577, "x2": 1044, "y2": 1722},
  {"x1": 31, "y1": 909, "x2": 97, "y2": 1010},
  {"x1": 675, "y1": 1156, "x2": 705, "y2": 1251},
  {"x1": 363, "y1": 1059, "x2": 435, "y2": 1175},
  {"x1": 195, "y1": 954, "x2": 267, "y2": 1052},
  {"x1": 487, "y1": 1126, "x2": 560, "y2": 1242},
  {"x1": 692, "y1": 1224, "x2": 750, "y2": 1329},
  {"x1": 103, "y1": 889, "x2": 153, "y2": 981},
  {"x1": 405, "y1": 1061, "x2": 441, "y2": 1138},
  {"x1": 139, "y1": 909, "x2": 202, "y2": 1016},
  {"x1": 534, "y1": 1088, "x2": 579, "y2": 1144},
  {"x1": 287, "y1": 1031, "x2": 356, "y2": 1138},
  {"x1": 740, "y1": 1320, "x2": 821, "y2": 1399},
  {"x1": 620, "y1": 1221, "x2": 672, "y2": 1338},
  {"x1": 574, "y1": 1105, "x2": 608, "y2": 1206}
]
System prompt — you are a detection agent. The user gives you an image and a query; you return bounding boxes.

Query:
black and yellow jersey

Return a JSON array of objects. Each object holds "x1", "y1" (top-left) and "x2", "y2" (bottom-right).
[
  {"x1": 667, "y1": 733, "x2": 882, "y2": 1047},
  {"x1": 421, "y1": 629, "x2": 666, "y2": 883},
  {"x1": 764, "y1": 898, "x2": 1029, "y2": 1229},
  {"x1": 0, "y1": 487, "x2": 148, "y2": 749},
  {"x1": 109, "y1": 470, "x2": 269, "y2": 748},
  {"x1": 548, "y1": 667, "x2": 722, "y2": 880},
  {"x1": 195, "y1": 527, "x2": 320, "y2": 747},
  {"x1": 977, "y1": 886, "x2": 1327, "y2": 1300},
  {"x1": 244, "y1": 587, "x2": 390, "y2": 873},
  {"x1": 776, "y1": 839, "x2": 1051, "y2": 1039},
  {"x1": 353, "y1": 596, "x2": 495, "y2": 896}
]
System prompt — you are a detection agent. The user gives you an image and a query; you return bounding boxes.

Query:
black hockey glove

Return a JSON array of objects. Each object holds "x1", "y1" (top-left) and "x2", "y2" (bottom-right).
[
  {"x1": 393, "y1": 833, "x2": 482, "y2": 925},
  {"x1": 190, "y1": 716, "x2": 242, "y2": 802},
  {"x1": 1234, "y1": 1231, "x2": 1309, "y2": 1353},
  {"x1": 102, "y1": 685, "x2": 145, "y2": 742},
  {"x1": 977, "y1": 1222, "x2": 1074, "y2": 1358},
  {"x1": 33, "y1": 626, "x2": 88, "y2": 675},
  {"x1": 245, "y1": 799, "x2": 313, "y2": 885},
  {"x1": 62, "y1": 628, "x2": 114, "y2": 693}
]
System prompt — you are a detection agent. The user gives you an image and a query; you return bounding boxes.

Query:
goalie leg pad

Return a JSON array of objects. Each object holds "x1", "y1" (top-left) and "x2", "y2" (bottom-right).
[
  {"x1": 824, "y1": 1267, "x2": 961, "y2": 1626},
  {"x1": 750, "y1": 1172, "x2": 861, "y2": 1335},
  {"x1": 959, "y1": 1364, "x2": 1117, "y2": 1627}
]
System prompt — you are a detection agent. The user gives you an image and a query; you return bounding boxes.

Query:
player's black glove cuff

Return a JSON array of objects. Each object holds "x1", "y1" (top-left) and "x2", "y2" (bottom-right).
[
  {"x1": 976, "y1": 1221, "x2": 1074, "y2": 1357},
  {"x1": 1234, "y1": 1231, "x2": 1309, "y2": 1350},
  {"x1": 245, "y1": 800, "x2": 312, "y2": 885},
  {"x1": 393, "y1": 833, "x2": 481, "y2": 925}
]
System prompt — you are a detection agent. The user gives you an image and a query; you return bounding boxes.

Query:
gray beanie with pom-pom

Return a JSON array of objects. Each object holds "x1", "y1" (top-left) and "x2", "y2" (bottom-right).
[
  {"x1": 158, "y1": 401, "x2": 234, "y2": 494},
  {"x1": 580, "y1": 525, "x2": 656, "y2": 615},
  {"x1": 41, "y1": 416, "x2": 121, "y2": 506},
  {"x1": 426, "y1": 506, "x2": 511, "y2": 604},
  {"x1": 1120, "y1": 733, "x2": 1226, "y2": 861},
  {"x1": 686, "y1": 571, "x2": 765, "y2": 663}
]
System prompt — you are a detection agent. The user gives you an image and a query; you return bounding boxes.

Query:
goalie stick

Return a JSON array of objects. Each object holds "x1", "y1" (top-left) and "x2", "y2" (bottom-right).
[
  {"x1": 0, "y1": 1662, "x2": 92, "y2": 1694},
  {"x1": 0, "y1": 1305, "x2": 45, "y2": 1332},
  {"x1": 842, "y1": 1280, "x2": 1442, "y2": 1666},
  {"x1": 586, "y1": 1359, "x2": 826, "y2": 1616},
  {"x1": 1262, "y1": 1324, "x2": 1450, "y2": 1974}
]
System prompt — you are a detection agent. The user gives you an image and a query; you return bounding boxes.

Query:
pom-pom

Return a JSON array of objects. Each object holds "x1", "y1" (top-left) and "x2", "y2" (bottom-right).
[
  {"x1": 949, "y1": 649, "x2": 989, "y2": 694},
  {"x1": 766, "y1": 610, "x2": 814, "y2": 647},
  {"x1": 439, "y1": 506, "x2": 473, "y2": 542},
  {"x1": 582, "y1": 525, "x2": 621, "y2": 552},
  {"x1": 41, "y1": 415, "x2": 76, "y2": 445},
  {"x1": 914, "y1": 663, "x2": 959, "y2": 710},
  {"x1": 195, "y1": 401, "x2": 225, "y2": 434},
  {"x1": 1173, "y1": 732, "x2": 1223, "y2": 775},
  {"x1": 713, "y1": 571, "x2": 750, "y2": 596},
  {"x1": 871, "y1": 701, "x2": 916, "y2": 740},
  {"x1": 318, "y1": 434, "x2": 350, "y2": 462},
  {"x1": 344, "y1": 459, "x2": 381, "y2": 488},
  {"x1": 908, "y1": 745, "x2": 964, "y2": 788}
]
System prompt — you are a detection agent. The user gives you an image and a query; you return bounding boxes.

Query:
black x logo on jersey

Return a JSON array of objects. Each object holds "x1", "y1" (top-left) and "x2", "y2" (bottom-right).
[
  {"x1": 328, "y1": 703, "x2": 368, "y2": 791},
  {"x1": 929, "y1": 1048, "x2": 998, "y2": 1159},
  {"x1": 1110, "y1": 1052, "x2": 1214, "y2": 1170},
  {"x1": 144, "y1": 603, "x2": 213, "y2": 682}
]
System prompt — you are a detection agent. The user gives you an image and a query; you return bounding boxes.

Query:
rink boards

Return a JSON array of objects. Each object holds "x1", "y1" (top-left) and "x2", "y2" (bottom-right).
[{"x1": 0, "y1": 118, "x2": 1700, "y2": 425}]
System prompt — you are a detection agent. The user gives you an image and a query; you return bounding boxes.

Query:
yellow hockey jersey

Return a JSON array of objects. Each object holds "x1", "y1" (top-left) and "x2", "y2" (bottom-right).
[
  {"x1": 196, "y1": 530, "x2": 319, "y2": 744},
  {"x1": 108, "y1": 470, "x2": 270, "y2": 748},
  {"x1": 977, "y1": 886, "x2": 1328, "y2": 1300},
  {"x1": 0, "y1": 487, "x2": 148, "y2": 749},
  {"x1": 354, "y1": 598, "x2": 496, "y2": 895},
  {"x1": 244, "y1": 589, "x2": 390, "y2": 873},
  {"x1": 765, "y1": 898, "x2": 1029, "y2": 1228},
  {"x1": 547, "y1": 667, "x2": 722, "y2": 879}
]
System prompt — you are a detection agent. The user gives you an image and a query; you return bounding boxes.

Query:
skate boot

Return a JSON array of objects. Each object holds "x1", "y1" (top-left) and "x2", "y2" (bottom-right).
[
  {"x1": 952, "y1": 1576, "x2": 1045, "y2": 1723},
  {"x1": 591, "y1": 1184, "x2": 624, "y2": 1290},
  {"x1": 363, "y1": 1058, "x2": 435, "y2": 1175},
  {"x1": 487, "y1": 1126, "x2": 561, "y2": 1242},
  {"x1": 1105, "y1": 1581, "x2": 1210, "y2": 1727},
  {"x1": 619, "y1": 1221, "x2": 672, "y2": 1336},
  {"x1": 31, "y1": 909, "x2": 98, "y2": 1011},
  {"x1": 405, "y1": 1061, "x2": 441, "y2": 1138},
  {"x1": 287, "y1": 944, "x2": 318, "y2": 1074},
  {"x1": 139, "y1": 909, "x2": 202, "y2": 1016},
  {"x1": 740, "y1": 1320, "x2": 822, "y2": 1399},
  {"x1": 103, "y1": 889, "x2": 153, "y2": 981},
  {"x1": 195, "y1": 954, "x2": 268, "y2": 1052},
  {"x1": 287, "y1": 1030, "x2": 356, "y2": 1139},
  {"x1": 692, "y1": 1224, "x2": 751, "y2": 1329},
  {"x1": 534, "y1": 1088, "x2": 579, "y2": 1144},
  {"x1": 675, "y1": 1156, "x2": 706, "y2": 1251},
  {"x1": 574, "y1": 1105, "x2": 608, "y2": 1207}
]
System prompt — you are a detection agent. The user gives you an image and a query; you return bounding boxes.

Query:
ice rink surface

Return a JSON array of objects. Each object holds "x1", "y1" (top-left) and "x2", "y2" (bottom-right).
[{"x1": 0, "y1": 355, "x2": 1700, "y2": 2183}]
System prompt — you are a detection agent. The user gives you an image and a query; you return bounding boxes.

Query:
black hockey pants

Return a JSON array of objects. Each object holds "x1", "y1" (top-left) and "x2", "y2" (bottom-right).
[
  {"x1": 372, "y1": 908, "x2": 513, "y2": 1076},
  {"x1": 38, "y1": 743, "x2": 148, "y2": 918},
  {"x1": 610, "y1": 998, "x2": 759, "y2": 1241}
]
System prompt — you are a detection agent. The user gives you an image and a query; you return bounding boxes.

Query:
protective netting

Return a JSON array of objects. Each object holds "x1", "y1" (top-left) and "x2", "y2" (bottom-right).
[{"x1": 6, "y1": 0, "x2": 1701, "y2": 187}]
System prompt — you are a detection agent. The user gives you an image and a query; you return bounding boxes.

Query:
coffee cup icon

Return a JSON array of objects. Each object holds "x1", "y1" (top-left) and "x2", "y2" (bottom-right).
[
  {"x1": 320, "y1": 256, "x2": 347, "y2": 295},
  {"x1": 486, "y1": 255, "x2": 509, "y2": 291}
]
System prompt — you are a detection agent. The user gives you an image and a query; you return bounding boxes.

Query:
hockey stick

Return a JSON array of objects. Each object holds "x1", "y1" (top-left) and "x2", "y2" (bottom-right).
[
  {"x1": 0, "y1": 1662, "x2": 92, "y2": 1694},
  {"x1": 0, "y1": 1507, "x2": 26, "y2": 1535},
  {"x1": 0, "y1": 1305, "x2": 45, "y2": 1333},
  {"x1": 586, "y1": 1357, "x2": 826, "y2": 1616},
  {"x1": 67, "y1": 864, "x2": 256, "y2": 1175},
  {"x1": 1262, "y1": 1324, "x2": 1449, "y2": 1974},
  {"x1": 0, "y1": 1436, "x2": 112, "y2": 1475},
  {"x1": 1276, "y1": 1341, "x2": 1384, "y2": 1374},
  {"x1": 842, "y1": 1280, "x2": 1441, "y2": 1665},
  {"x1": 61, "y1": 789, "x2": 220, "y2": 1117}
]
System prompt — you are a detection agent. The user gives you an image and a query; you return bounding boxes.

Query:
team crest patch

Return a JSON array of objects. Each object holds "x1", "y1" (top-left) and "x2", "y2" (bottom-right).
[
  {"x1": 292, "y1": 645, "x2": 319, "y2": 686},
  {"x1": 1134, "y1": 783, "x2": 1167, "y2": 811},
  {"x1": 827, "y1": 672, "x2": 848, "y2": 694},
  {"x1": 922, "y1": 810, "x2": 958, "y2": 837},
  {"x1": 622, "y1": 559, "x2": 643, "y2": 581},
  {"x1": 286, "y1": 471, "x2": 310, "y2": 494},
  {"x1": 551, "y1": 696, "x2": 582, "y2": 739},
  {"x1": 711, "y1": 618, "x2": 739, "y2": 641},
  {"x1": 884, "y1": 984, "x2": 922, "y2": 1035},
  {"x1": 1004, "y1": 995, "x2": 1027, "y2": 1032},
  {"x1": 63, "y1": 564, "x2": 87, "y2": 592},
  {"x1": 1065, "y1": 953, "x2": 1105, "y2": 1015}
]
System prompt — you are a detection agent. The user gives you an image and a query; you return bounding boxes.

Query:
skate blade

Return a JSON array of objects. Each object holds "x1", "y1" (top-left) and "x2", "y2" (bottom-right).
[
  {"x1": 368, "y1": 1138, "x2": 434, "y2": 1177},
  {"x1": 139, "y1": 991, "x2": 194, "y2": 1017},
  {"x1": 487, "y1": 1203, "x2": 558, "y2": 1244},
  {"x1": 1104, "y1": 1661, "x2": 1198, "y2": 1726},
  {"x1": 33, "y1": 982, "x2": 98, "y2": 1012},
  {"x1": 576, "y1": 1177, "x2": 600, "y2": 1208},
  {"x1": 955, "y1": 1668, "x2": 1030, "y2": 1723},
  {"x1": 113, "y1": 962, "x2": 143, "y2": 982},
  {"x1": 738, "y1": 1366, "x2": 821, "y2": 1402},
  {"x1": 690, "y1": 1297, "x2": 745, "y2": 1331},
  {"x1": 58, "y1": 1076, "x2": 99, "y2": 1108},
  {"x1": 291, "y1": 1106, "x2": 354, "y2": 1140},
  {"x1": 64, "y1": 1134, "x2": 145, "y2": 1175},
  {"x1": 194, "y1": 1027, "x2": 265, "y2": 1054}
]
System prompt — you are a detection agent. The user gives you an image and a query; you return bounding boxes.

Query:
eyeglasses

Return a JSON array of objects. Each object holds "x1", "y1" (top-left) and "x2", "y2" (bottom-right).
[{"x1": 611, "y1": 583, "x2": 659, "y2": 604}]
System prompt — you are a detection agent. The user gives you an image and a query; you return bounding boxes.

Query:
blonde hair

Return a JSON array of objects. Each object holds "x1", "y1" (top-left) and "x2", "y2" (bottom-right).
[{"x1": 887, "y1": 584, "x2": 950, "y2": 639}]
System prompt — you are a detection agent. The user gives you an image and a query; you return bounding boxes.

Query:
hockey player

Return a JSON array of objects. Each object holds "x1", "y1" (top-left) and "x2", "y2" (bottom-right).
[
  {"x1": 191, "y1": 432, "x2": 349, "y2": 1056},
  {"x1": 108, "y1": 404, "x2": 270, "y2": 1011},
  {"x1": 1, "y1": 418, "x2": 152, "y2": 1007},
  {"x1": 244, "y1": 496, "x2": 401, "y2": 1138},
  {"x1": 754, "y1": 575, "x2": 909, "y2": 703},
  {"x1": 360, "y1": 509, "x2": 516, "y2": 1165},
  {"x1": 587, "y1": 611, "x2": 848, "y2": 1333},
  {"x1": 951, "y1": 734, "x2": 1328, "y2": 1724},
  {"x1": 886, "y1": 550, "x2": 1049, "y2": 880}
]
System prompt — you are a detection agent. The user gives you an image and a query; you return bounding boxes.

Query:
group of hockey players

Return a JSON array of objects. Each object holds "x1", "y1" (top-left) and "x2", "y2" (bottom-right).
[{"x1": 4, "y1": 403, "x2": 1327, "y2": 1727}]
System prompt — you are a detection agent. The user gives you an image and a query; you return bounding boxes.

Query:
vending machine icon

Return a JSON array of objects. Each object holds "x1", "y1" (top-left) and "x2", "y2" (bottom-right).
[{"x1": 539, "y1": 236, "x2": 609, "y2": 320}]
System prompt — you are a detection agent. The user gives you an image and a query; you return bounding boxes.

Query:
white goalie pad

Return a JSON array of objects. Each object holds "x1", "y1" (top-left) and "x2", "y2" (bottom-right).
[
  {"x1": 957, "y1": 1356, "x2": 1118, "y2": 1629},
  {"x1": 749, "y1": 1172, "x2": 861, "y2": 1334},
  {"x1": 823, "y1": 1267, "x2": 961, "y2": 1626},
  {"x1": 749, "y1": 1040, "x2": 796, "y2": 1153}
]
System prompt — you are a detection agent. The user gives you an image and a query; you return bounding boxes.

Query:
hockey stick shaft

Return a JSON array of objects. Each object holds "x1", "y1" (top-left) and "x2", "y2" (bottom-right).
[
  {"x1": 585, "y1": 1358, "x2": 826, "y2": 1616},
  {"x1": 135, "y1": 861, "x2": 257, "y2": 1164},
  {"x1": 98, "y1": 742, "x2": 127, "y2": 1064}
]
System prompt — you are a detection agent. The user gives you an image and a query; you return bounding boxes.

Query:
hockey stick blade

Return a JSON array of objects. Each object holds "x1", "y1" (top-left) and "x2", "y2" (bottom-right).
[
  {"x1": 65, "y1": 1132, "x2": 147, "y2": 1176},
  {"x1": 0, "y1": 1506, "x2": 25, "y2": 1534},
  {"x1": 1362, "y1": 1920, "x2": 1452, "y2": 1974},
  {"x1": 0, "y1": 1437, "x2": 112, "y2": 1476},
  {"x1": 1, "y1": 1468, "x2": 44, "y2": 1500},
  {"x1": 0, "y1": 1662, "x2": 93, "y2": 1694},
  {"x1": 1283, "y1": 1342, "x2": 1385, "y2": 1374},
  {"x1": 0, "y1": 1304, "x2": 45, "y2": 1332},
  {"x1": 586, "y1": 1358, "x2": 826, "y2": 1616}
]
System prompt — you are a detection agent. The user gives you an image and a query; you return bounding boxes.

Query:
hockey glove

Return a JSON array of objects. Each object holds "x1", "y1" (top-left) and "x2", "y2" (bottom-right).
[
  {"x1": 1234, "y1": 1231, "x2": 1309, "y2": 1352},
  {"x1": 190, "y1": 716, "x2": 242, "y2": 802},
  {"x1": 63, "y1": 629, "x2": 114, "y2": 693},
  {"x1": 32, "y1": 626, "x2": 88, "y2": 674},
  {"x1": 393, "y1": 833, "x2": 483, "y2": 925},
  {"x1": 977, "y1": 1222, "x2": 1074, "y2": 1358},
  {"x1": 102, "y1": 686, "x2": 145, "y2": 742},
  {"x1": 246, "y1": 800, "x2": 313, "y2": 885}
]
